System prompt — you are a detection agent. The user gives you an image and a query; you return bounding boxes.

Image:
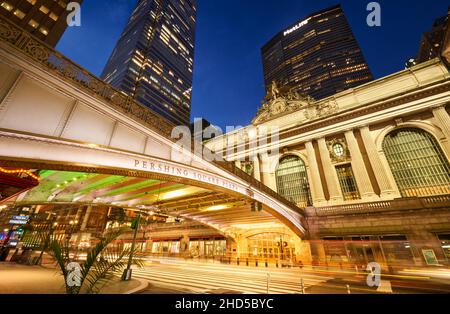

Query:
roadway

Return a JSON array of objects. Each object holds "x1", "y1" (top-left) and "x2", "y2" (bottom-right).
[
  {"x1": 133, "y1": 257, "x2": 332, "y2": 294},
  {"x1": 132, "y1": 257, "x2": 450, "y2": 294}
]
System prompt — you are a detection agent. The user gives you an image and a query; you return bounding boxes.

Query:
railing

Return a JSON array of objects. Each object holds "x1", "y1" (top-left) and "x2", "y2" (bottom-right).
[
  {"x1": 0, "y1": 15, "x2": 304, "y2": 216},
  {"x1": 306, "y1": 194, "x2": 450, "y2": 217},
  {"x1": 0, "y1": 15, "x2": 174, "y2": 137}
]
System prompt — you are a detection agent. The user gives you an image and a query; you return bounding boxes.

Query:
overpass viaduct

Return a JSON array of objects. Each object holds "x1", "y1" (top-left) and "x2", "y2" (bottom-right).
[{"x1": 0, "y1": 16, "x2": 308, "y2": 259}]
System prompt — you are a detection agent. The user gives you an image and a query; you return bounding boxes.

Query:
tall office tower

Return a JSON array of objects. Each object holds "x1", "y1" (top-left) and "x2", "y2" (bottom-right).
[
  {"x1": 417, "y1": 7, "x2": 450, "y2": 64},
  {"x1": 261, "y1": 5, "x2": 372, "y2": 100},
  {"x1": 101, "y1": 0, "x2": 196, "y2": 126},
  {"x1": 0, "y1": 0, "x2": 83, "y2": 47}
]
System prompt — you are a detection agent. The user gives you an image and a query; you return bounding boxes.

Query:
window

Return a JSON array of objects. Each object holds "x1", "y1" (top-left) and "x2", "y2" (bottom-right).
[
  {"x1": 275, "y1": 155, "x2": 311, "y2": 206},
  {"x1": 0, "y1": 2, "x2": 13, "y2": 11},
  {"x1": 336, "y1": 164, "x2": 360, "y2": 200},
  {"x1": 39, "y1": 27, "x2": 49, "y2": 36},
  {"x1": 39, "y1": 5, "x2": 49, "y2": 14},
  {"x1": 28, "y1": 19, "x2": 39, "y2": 28},
  {"x1": 13, "y1": 9, "x2": 25, "y2": 19},
  {"x1": 383, "y1": 128, "x2": 450, "y2": 197},
  {"x1": 333, "y1": 143, "x2": 344, "y2": 157},
  {"x1": 49, "y1": 12, "x2": 59, "y2": 21}
]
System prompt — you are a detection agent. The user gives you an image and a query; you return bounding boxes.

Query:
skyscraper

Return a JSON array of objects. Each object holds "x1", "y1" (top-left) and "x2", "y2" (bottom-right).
[
  {"x1": 417, "y1": 7, "x2": 450, "y2": 64},
  {"x1": 261, "y1": 5, "x2": 372, "y2": 100},
  {"x1": 0, "y1": 0, "x2": 82, "y2": 47},
  {"x1": 101, "y1": 0, "x2": 196, "y2": 127}
]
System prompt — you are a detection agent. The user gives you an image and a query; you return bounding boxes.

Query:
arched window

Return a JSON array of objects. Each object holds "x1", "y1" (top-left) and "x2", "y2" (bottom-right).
[
  {"x1": 383, "y1": 128, "x2": 450, "y2": 197},
  {"x1": 275, "y1": 155, "x2": 311, "y2": 206}
]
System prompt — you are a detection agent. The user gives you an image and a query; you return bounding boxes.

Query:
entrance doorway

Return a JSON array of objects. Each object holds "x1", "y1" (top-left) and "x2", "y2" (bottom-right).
[{"x1": 247, "y1": 233, "x2": 296, "y2": 264}]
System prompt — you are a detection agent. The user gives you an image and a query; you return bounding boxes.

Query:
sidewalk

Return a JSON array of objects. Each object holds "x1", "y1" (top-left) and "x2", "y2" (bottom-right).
[{"x1": 0, "y1": 263, "x2": 148, "y2": 294}]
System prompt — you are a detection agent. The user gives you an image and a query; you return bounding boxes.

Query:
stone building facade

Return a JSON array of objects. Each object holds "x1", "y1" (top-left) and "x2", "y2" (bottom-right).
[{"x1": 205, "y1": 59, "x2": 450, "y2": 269}]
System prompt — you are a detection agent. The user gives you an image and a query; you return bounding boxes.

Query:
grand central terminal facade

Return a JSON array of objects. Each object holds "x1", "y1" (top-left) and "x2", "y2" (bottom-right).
[{"x1": 204, "y1": 58, "x2": 450, "y2": 269}]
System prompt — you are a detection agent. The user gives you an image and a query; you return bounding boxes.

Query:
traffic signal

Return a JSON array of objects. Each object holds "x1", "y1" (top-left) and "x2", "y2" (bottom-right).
[{"x1": 130, "y1": 215, "x2": 140, "y2": 230}]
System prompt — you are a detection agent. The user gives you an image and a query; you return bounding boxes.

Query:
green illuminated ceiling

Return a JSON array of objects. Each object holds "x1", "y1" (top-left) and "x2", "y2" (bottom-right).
[{"x1": 17, "y1": 170, "x2": 207, "y2": 208}]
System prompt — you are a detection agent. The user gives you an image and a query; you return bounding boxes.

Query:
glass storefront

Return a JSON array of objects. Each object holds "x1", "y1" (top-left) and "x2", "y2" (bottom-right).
[
  {"x1": 247, "y1": 233, "x2": 295, "y2": 261},
  {"x1": 152, "y1": 241, "x2": 180, "y2": 254},
  {"x1": 438, "y1": 234, "x2": 450, "y2": 261},
  {"x1": 150, "y1": 238, "x2": 226, "y2": 258},
  {"x1": 189, "y1": 239, "x2": 226, "y2": 258},
  {"x1": 322, "y1": 235, "x2": 415, "y2": 268}
]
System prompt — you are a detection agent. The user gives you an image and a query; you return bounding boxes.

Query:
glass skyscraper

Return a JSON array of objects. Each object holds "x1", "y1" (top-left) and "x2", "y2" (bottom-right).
[
  {"x1": 0, "y1": 0, "x2": 82, "y2": 47},
  {"x1": 262, "y1": 5, "x2": 372, "y2": 100},
  {"x1": 101, "y1": 0, "x2": 196, "y2": 126}
]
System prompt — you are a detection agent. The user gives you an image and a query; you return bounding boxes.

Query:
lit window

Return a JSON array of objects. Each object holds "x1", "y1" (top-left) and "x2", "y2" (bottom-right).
[
  {"x1": 0, "y1": 2, "x2": 13, "y2": 11},
  {"x1": 28, "y1": 19, "x2": 39, "y2": 28},
  {"x1": 27, "y1": 0, "x2": 36, "y2": 4},
  {"x1": 39, "y1": 27, "x2": 49, "y2": 36},
  {"x1": 383, "y1": 128, "x2": 450, "y2": 197},
  {"x1": 336, "y1": 164, "x2": 360, "y2": 200},
  {"x1": 58, "y1": 1, "x2": 67, "y2": 8},
  {"x1": 276, "y1": 155, "x2": 311, "y2": 206},
  {"x1": 13, "y1": 9, "x2": 25, "y2": 19},
  {"x1": 49, "y1": 12, "x2": 59, "y2": 21},
  {"x1": 39, "y1": 5, "x2": 49, "y2": 14}
]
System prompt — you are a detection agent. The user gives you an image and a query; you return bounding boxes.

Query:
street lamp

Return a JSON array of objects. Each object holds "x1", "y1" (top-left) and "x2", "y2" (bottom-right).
[
  {"x1": 122, "y1": 213, "x2": 141, "y2": 281},
  {"x1": 36, "y1": 213, "x2": 57, "y2": 265},
  {"x1": 67, "y1": 220, "x2": 78, "y2": 249}
]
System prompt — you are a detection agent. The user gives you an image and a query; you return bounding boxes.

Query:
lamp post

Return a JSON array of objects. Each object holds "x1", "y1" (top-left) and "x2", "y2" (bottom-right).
[
  {"x1": 122, "y1": 213, "x2": 141, "y2": 281},
  {"x1": 67, "y1": 219, "x2": 78, "y2": 258},
  {"x1": 36, "y1": 213, "x2": 57, "y2": 265}
]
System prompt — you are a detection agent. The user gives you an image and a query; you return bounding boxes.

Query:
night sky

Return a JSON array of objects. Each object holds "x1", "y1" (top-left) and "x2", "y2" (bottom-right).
[{"x1": 57, "y1": 0, "x2": 448, "y2": 129}]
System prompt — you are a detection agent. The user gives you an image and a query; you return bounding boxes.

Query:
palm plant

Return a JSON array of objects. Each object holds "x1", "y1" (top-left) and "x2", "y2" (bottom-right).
[{"x1": 49, "y1": 228, "x2": 144, "y2": 294}]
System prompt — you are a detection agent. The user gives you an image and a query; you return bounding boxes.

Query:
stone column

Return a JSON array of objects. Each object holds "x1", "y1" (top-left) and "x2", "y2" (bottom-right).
[
  {"x1": 432, "y1": 106, "x2": 450, "y2": 139},
  {"x1": 359, "y1": 126, "x2": 399, "y2": 199},
  {"x1": 432, "y1": 105, "x2": 450, "y2": 154},
  {"x1": 305, "y1": 141, "x2": 326, "y2": 205},
  {"x1": 253, "y1": 154, "x2": 261, "y2": 181},
  {"x1": 260, "y1": 153, "x2": 277, "y2": 191},
  {"x1": 344, "y1": 130, "x2": 378, "y2": 200},
  {"x1": 317, "y1": 138, "x2": 344, "y2": 203}
]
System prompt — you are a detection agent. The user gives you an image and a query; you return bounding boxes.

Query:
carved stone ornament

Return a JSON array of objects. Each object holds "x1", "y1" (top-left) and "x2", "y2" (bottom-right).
[
  {"x1": 252, "y1": 81, "x2": 340, "y2": 125},
  {"x1": 252, "y1": 83, "x2": 315, "y2": 125},
  {"x1": 327, "y1": 138, "x2": 350, "y2": 163}
]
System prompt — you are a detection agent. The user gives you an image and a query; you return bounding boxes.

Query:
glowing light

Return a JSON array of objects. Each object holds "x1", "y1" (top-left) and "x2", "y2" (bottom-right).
[
  {"x1": 230, "y1": 222, "x2": 284, "y2": 230},
  {"x1": 204, "y1": 204, "x2": 229, "y2": 212},
  {"x1": 0, "y1": 167, "x2": 40, "y2": 181},
  {"x1": 283, "y1": 18, "x2": 311, "y2": 36},
  {"x1": 162, "y1": 189, "x2": 188, "y2": 200}
]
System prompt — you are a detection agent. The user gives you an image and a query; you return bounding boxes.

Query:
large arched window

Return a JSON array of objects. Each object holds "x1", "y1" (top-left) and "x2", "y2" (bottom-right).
[
  {"x1": 383, "y1": 128, "x2": 450, "y2": 197},
  {"x1": 275, "y1": 155, "x2": 311, "y2": 206}
]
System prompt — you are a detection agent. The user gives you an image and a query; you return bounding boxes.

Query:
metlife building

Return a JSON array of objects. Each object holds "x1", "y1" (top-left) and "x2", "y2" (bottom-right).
[{"x1": 261, "y1": 5, "x2": 373, "y2": 100}]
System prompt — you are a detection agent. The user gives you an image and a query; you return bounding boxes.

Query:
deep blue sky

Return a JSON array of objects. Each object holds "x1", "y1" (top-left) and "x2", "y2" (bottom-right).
[{"x1": 57, "y1": 0, "x2": 448, "y2": 128}]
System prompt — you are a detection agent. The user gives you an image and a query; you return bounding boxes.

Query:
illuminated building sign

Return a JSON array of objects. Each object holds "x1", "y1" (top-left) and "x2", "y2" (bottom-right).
[
  {"x1": 9, "y1": 216, "x2": 29, "y2": 225},
  {"x1": 283, "y1": 18, "x2": 311, "y2": 36}
]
